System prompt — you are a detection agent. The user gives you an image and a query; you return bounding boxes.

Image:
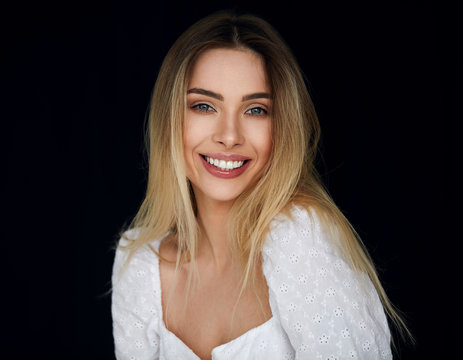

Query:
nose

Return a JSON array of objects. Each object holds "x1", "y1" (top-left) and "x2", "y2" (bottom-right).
[{"x1": 212, "y1": 111, "x2": 244, "y2": 149}]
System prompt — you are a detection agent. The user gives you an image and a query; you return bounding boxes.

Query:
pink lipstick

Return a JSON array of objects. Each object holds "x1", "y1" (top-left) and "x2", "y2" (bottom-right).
[{"x1": 199, "y1": 153, "x2": 251, "y2": 179}]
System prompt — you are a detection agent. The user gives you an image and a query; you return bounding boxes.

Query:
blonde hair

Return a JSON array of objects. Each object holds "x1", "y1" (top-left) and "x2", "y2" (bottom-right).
[{"x1": 117, "y1": 10, "x2": 411, "y2": 346}]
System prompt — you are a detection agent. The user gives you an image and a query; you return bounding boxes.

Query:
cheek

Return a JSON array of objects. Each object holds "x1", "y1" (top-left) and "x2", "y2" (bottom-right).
[
  {"x1": 183, "y1": 115, "x2": 212, "y2": 148},
  {"x1": 252, "y1": 120, "x2": 273, "y2": 161},
  {"x1": 183, "y1": 119, "x2": 200, "y2": 155},
  {"x1": 264, "y1": 124, "x2": 273, "y2": 158},
  {"x1": 183, "y1": 117, "x2": 210, "y2": 175},
  {"x1": 182, "y1": 122, "x2": 195, "y2": 175}
]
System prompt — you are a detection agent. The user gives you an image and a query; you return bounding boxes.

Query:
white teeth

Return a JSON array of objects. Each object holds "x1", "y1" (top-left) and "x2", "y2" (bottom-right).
[{"x1": 205, "y1": 156, "x2": 245, "y2": 170}]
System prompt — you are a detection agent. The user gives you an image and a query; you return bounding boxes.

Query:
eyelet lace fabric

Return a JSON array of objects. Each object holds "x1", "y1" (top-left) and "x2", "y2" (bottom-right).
[{"x1": 111, "y1": 206, "x2": 392, "y2": 359}]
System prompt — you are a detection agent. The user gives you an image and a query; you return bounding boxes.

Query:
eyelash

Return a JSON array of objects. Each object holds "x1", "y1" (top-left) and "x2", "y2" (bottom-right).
[
  {"x1": 191, "y1": 103, "x2": 268, "y2": 116},
  {"x1": 246, "y1": 107, "x2": 267, "y2": 116},
  {"x1": 192, "y1": 103, "x2": 215, "y2": 113}
]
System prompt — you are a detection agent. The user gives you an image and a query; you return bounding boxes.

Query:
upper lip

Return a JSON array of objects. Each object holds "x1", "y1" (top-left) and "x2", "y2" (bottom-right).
[{"x1": 200, "y1": 152, "x2": 251, "y2": 161}]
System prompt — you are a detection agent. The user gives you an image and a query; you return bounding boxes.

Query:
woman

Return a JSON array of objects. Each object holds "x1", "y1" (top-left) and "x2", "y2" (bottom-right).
[{"x1": 111, "y1": 10, "x2": 409, "y2": 360}]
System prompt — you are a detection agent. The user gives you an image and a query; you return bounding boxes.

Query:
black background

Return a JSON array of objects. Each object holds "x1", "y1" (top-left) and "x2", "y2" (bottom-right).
[{"x1": 2, "y1": 0, "x2": 455, "y2": 359}]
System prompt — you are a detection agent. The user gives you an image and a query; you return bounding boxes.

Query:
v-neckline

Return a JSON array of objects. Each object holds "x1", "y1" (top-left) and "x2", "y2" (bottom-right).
[{"x1": 151, "y1": 235, "x2": 275, "y2": 359}]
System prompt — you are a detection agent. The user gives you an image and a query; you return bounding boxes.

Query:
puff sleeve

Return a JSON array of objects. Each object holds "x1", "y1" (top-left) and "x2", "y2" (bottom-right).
[
  {"x1": 262, "y1": 206, "x2": 392, "y2": 359},
  {"x1": 111, "y1": 232, "x2": 161, "y2": 360}
]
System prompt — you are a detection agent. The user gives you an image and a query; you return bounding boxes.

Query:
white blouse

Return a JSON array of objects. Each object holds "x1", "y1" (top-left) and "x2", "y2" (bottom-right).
[{"x1": 111, "y1": 206, "x2": 392, "y2": 359}]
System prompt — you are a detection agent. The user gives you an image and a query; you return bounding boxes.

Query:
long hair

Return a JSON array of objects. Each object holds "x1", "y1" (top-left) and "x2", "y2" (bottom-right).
[{"x1": 117, "y1": 10, "x2": 411, "y2": 345}]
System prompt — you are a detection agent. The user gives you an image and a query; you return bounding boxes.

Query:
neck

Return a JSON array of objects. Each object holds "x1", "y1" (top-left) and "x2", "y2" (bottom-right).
[{"x1": 195, "y1": 194, "x2": 236, "y2": 274}]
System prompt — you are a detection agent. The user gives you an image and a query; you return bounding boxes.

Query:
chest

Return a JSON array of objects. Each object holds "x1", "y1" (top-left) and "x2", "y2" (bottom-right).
[{"x1": 159, "y1": 257, "x2": 272, "y2": 360}]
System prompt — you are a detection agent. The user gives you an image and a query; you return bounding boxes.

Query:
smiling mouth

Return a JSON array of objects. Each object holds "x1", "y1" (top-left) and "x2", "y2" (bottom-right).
[{"x1": 201, "y1": 155, "x2": 249, "y2": 171}]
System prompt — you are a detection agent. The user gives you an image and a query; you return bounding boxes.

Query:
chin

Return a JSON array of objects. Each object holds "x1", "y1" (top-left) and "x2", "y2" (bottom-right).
[
  {"x1": 200, "y1": 188, "x2": 245, "y2": 203},
  {"x1": 191, "y1": 180, "x2": 249, "y2": 204}
]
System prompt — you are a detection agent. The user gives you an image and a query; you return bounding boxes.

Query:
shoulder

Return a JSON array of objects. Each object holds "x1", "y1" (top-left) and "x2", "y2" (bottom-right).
[
  {"x1": 111, "y1": 228, "x2": 164, "y2": 330},
  {"x1": 111, "y1": 228, "x2": 165, "y2": 298},
  {"x1": 113, "y1": 228, "x2": 163, "y2": 271},
  {"x1": 263, "y1": 205, "x2": 392, "y2": 359},
  {"x1": 263, "y1": 204, "x2": 380, "y2": 307},
  {"x1": 111, "y1": 228, "x2": 163, "y2": 358},
  {"x1": 263, "y1": 204, "x2": 340, "y2": 262},
  {"x1": 263, "y1": 204, "x2": 343, "y2": 282}
]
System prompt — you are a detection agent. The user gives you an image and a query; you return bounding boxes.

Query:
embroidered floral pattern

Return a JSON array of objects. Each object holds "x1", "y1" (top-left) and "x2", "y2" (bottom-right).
[{"x1": 111, "y1": 206, "x2": 392, "y2": 359}]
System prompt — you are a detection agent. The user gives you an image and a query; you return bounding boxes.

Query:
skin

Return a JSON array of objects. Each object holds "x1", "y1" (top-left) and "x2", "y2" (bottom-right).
[{"x1": 159, "y1": 48, "x2": 273, "y2": 359}]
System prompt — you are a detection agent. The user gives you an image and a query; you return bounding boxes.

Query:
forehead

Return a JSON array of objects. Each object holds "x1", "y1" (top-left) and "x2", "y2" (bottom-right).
[{"x1": 188, "y1": 48, "x2": 270, "y2": 94}]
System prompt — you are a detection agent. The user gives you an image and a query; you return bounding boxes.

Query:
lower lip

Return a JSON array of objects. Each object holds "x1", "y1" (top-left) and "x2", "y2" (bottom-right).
[{"x1": 200, "y1": 156, "x2": 250, "y2": 179}]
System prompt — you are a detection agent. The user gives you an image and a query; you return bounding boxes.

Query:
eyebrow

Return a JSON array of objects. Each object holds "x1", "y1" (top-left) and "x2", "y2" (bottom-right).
[
  {"x1": 242, "y1": 92, "x2": 271, "y2": 101},
  {"x1": 187, "y1": 88, "x2": 271, "y2": 102}
]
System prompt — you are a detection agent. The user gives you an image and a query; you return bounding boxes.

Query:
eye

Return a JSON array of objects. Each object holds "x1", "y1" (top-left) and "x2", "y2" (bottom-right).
[
  {"x1": 192, "y1": 103, "x2": 215, "y2": 113},
  {"x1": 245, "y1": 107, "x2": 267, "y2": 116}
]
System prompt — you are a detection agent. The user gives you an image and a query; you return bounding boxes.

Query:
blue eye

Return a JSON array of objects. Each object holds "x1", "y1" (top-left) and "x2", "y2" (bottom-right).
[
  {"x1": 192, "y1": 103, "x2": 214, "y2": 112},
  {"x1": 246, "y1": 107, "x2": 267, "y2": 116}
]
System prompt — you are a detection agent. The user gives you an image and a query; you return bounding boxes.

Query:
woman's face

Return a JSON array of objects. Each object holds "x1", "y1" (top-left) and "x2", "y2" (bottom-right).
[{"x1": 183, "y1": 48, "x2": 272, "y2": 206}]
